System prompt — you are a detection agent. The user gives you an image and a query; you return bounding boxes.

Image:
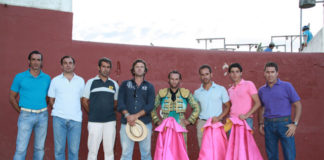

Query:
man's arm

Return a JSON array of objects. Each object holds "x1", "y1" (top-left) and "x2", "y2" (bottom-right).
[
  {"x1": 212, "y1": 101, "x2": 231, "y2": 123},
  {"x1": 123, "y1": 109, "x2": 146, "y2": 126},
  {"x1": 82, "y1": 97, "x2": 90, "y2": 113},
  {"x1": 9, "y1": 91, "x2": 20, "y2": 113},
  {"x1": 239, "y1": 94, "x2": 261, "y2": 120},
  {"x1": 48, "y1": 97, "x2": 55, "y2": 109},
  {"x1": 258, "y1": 107, "x2": 265, "y2": 135},
  {"x1": 286, "y1": 101, "x2": 302, "y2": 137},
  {"x1": 151, "y1": 93, "x2": 162, "y2": 125},
  {"x1": 186, "y1": 93, "x2": 201, "y2": 125},
  {"x1": 114, "y1": 100, "x2": 118, "y2": 111}
]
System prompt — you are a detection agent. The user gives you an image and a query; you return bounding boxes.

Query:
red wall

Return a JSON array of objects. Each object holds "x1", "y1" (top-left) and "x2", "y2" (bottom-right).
[{"x1": 1, "y1": 4, "x2": 324, "y2": 160}]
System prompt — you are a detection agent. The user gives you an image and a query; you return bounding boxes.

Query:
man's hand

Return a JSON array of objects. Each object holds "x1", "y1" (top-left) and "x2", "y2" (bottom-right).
[
  {"x1": 212, "y1": 116, "x2": 221, "y2": 124},
  {"x1": 239, "y1": 114, "x2": 248, "y2": 120},
  {"x1": 156, "y1": 121, "x2": 162, "y2": 126},
  {"x1": 286, "y1": 124, "x2": 297, "y2": 137},
  {"x1": 259, "y1": 124, "x2": 265, "y2": 136},
  {"x1": 127, "y1": 114, "x2": 138, "y2": 126},
  {"x1": 181, "y1": 119, "x2": 191, "y2": 126}
]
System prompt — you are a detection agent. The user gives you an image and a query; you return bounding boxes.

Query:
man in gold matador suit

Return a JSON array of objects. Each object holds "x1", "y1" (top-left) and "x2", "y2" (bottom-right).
[{"x1": 151, "y1": 70, "x2": 200, "y2": 145}]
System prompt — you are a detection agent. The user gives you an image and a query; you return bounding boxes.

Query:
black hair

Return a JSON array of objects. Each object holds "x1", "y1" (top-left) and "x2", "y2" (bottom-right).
[
  {"x1": 168, "y1": 70, "x2": 182, "y2": 80},
  {"x1": 228, "y1": 63, "x2": 243, "y2": 73},
  {"x1": 28, "y1": 50, "x2": 43, "y2": 61},
  {"x1": 98, "y1": 57, "x2": 112, "y2": 67},
  {"x1": 60, "y1": 56, "x2": 75, "y2": 65},
  {"x1": 264, "y1": 62, "x2": 278, "y2": 72},
  {"x1": 199, "y1": 64, "x2": 212, "y2": 74},
  {"x1": 130, "y1": 59, "x2": 148, "y2": 76}
]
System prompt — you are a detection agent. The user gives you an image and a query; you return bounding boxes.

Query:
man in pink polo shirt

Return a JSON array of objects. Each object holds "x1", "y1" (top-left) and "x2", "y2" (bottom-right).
[{"x1": 228, "y1": 63, "x2": 261, "y2": 129}]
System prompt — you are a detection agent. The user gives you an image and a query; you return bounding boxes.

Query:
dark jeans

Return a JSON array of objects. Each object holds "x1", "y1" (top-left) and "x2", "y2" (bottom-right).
[{"x1": 264, "y1": 117, "x2": 296, "y2": 160}]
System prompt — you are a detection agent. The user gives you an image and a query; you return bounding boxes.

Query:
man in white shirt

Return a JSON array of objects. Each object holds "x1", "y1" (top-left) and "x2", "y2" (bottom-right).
[
  {"x1": 48, "y1": 56, "x2": 85, "y2": 160},
  {"x1": 194, "y1": 64, "x2": 231, "y2": 148}
]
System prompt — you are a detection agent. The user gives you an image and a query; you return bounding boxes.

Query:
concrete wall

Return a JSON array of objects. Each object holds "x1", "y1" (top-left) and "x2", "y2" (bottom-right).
[
  {"x1": 303, "y1": 27, "x2": 324, "y2": 53},
  {"x1": 1, "y1": 4, "x2": 324, "y2": 160}
]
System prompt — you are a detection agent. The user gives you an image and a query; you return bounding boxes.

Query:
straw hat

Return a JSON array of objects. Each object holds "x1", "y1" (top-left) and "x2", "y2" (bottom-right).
[{"x1": 126, "y1": 119, "x2": 148, "y2": 142}]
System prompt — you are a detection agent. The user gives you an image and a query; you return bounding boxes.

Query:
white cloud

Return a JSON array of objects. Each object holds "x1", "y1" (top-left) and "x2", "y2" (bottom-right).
[{"x1": 72, "y1": 0, "x2": 323, "y2": 51}]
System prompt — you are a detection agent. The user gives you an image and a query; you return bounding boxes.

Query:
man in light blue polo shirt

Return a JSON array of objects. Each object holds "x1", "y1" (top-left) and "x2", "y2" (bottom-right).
[
  {"x1": 194, "y1": 64, "x2": 231, "y2": 148},
  {"x1": 48, "y1": 56, "x2": 85, "y2": 160},
  {"x1": 9, "y1": 50, "x2": 51, "y2": 160}
]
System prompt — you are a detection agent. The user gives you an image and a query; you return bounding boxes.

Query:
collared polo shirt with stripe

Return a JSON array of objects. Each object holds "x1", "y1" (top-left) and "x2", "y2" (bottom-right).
[
  {"x1": 194, "y1": 82, "x2": 230, "y2": 120},
  {"x1": 10, "y1": 69, "x2": 51, "y2": 110},
  {"x1": 48, "y1": 73, "x2": 85, "y2": 122},
  {"x1": 228, "y1": 79, "x2": 258, "y2": 118},
  {"x1": 83, "y1": 76, "x2": 119, "y2": 122}
]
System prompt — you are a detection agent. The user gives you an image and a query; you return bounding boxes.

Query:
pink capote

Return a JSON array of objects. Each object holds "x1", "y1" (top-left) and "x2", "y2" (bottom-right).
[
  {"x1": 154, "y1": 117, "x2": 189, "y2": 160},
  {"x1": 225, "y1": 117, "x2": 263, "y2": 160},
  {"x1": 198, "y1": 118, "x2": 228, "y2": 160}
]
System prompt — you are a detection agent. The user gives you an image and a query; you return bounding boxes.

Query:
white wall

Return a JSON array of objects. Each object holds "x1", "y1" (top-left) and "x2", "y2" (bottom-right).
[
  {"x1": 303, "y1": 26, "x2": 324, "y2": 53},
  {"x1": 0, "y1": 0, "x2": 72, "y2": 12}
]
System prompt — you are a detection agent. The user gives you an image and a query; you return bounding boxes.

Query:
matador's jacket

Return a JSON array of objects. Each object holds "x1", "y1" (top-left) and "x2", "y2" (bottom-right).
[{"x1": 151, "y1": 88, "x2": 200, "y2": 127}]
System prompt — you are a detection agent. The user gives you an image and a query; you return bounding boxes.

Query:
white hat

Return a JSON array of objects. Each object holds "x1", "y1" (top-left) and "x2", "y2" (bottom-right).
[{"x1": 126, "y1": 119, "x2": 148, "y2": 142}]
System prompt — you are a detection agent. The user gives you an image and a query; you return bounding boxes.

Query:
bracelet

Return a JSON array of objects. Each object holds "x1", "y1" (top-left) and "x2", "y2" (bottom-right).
[{"x1": 124, "y1": 113, "x2": 130, "y2": 118}]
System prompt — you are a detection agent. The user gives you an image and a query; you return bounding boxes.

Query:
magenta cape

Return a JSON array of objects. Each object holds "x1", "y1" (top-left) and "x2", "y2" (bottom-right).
[
  {"x1": 198, "y1": 118, "x2": 228, "y2": 160},
  {"x1": 153, "y1": 117, "x2": 189, "y2": 160},
  {"x1": 225, "y1": 117, "x2": 263, "y2": 160}
]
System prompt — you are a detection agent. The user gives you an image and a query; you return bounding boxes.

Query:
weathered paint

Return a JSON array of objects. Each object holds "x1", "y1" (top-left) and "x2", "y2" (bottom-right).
[{"x1": 1, "y1": 4, "x2": 324, "y2": 160}]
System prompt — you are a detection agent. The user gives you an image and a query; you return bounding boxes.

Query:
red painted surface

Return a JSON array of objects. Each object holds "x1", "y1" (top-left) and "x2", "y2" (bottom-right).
[{"x1": 1, "y1": 4, "x2": 324, "y2": 160}]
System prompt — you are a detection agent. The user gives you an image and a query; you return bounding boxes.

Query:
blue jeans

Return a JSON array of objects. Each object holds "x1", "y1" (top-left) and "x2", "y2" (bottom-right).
[
  {"x1": 120, "y1": 123, "x2": 152, "y2": 160},
  {"x1": 264, "y1": 118, "x2": 296, "y2": 160},
  {"x1": 13, "y1": 110, "x2": 48, "y2": 160},
  {"x1": 53, "y1": 116, "x2": 81, "y2": 160}
]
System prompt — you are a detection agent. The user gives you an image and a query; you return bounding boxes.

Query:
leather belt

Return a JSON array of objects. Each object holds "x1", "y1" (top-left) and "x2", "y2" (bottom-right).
[
  {"x1": 21, "y1": 107, "x2": 47, "y2": 113},
  {"x1": 265, "y1": 116, "x2": 290, "y2": 122}
]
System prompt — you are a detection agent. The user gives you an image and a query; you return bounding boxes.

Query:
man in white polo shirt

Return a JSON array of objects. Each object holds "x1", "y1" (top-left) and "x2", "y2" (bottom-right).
[{"x1": 48, "y1": 56, "x2": 85, "y2": 160}]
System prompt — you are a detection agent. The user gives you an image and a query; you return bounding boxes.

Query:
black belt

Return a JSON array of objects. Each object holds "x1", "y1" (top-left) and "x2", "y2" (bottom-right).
[
  {"x1": 265, "y1": 116, "x2": 290, "y2": 122},
  {"x1": 199, "y1": 118, "x2": 207, "y2": 121}
]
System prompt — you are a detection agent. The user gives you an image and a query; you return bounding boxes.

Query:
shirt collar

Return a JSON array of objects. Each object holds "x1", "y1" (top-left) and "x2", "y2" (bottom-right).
[
  {"x1": 131, "y1": 78, "x2": 147, "y2": 85},
  {"x1": 26, "y1": 69, "x2": 44, "y2": 78},
  {"x1": 266, "y1": 78, "x2": 281, "y2": 87},
  {"x1": 233, "y1": 79, "x2": 245, "y2": 87},
  {"x1": 59, "y1": 73, "x2": 76, "y2": 80},
  {"x1": 200, "y1": 81, "x2": 217, "y2": 90},
  {"x1": 95, "y1": 75, "x2": 111, "y2": 82}
]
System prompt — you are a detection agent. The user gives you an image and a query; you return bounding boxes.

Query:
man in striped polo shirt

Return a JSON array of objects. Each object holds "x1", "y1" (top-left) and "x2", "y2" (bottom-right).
[{"x1": 82, "y1": 57, "x2": 119, "y2": 160}]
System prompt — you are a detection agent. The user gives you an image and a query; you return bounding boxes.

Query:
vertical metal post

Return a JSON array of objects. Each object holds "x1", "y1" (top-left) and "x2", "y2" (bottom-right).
[
  {"x1": 205, "y1": 40, "x2": 207, "y2": 50},
  {"x1": 300, "y1": 8, "x2": 303, "y2": 52},
  {"x1": 291, "y1": 36, "x2": 293, "y2": 52},
  {"x1": 224, "y1": 39, "x2": 226, "y2": 51}
]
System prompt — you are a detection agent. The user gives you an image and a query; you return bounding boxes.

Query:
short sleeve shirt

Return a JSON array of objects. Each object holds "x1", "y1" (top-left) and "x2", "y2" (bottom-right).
[
  {"x1": 48, "y1": 73, "x2": 85, "y2": 122},
  {"x1": 83, "y1": 76, "x2": 119, "y2": 122},
  {"x1": 194, "y1": 82, "x2": 230, "y2": 119},
  {"x1": 10, "y1": 69, "x2": 51, "y2": 110},
  {"x1": 228, "y1": 79, "x2": 258, "y2": 118},
  {"x1": 258, "y1": 79, "x2": 300, "y2": 118}
]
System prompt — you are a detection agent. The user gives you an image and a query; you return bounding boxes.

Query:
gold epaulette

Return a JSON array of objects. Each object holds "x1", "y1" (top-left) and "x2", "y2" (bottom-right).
[
  {"x1": 179, "y1": 88, "x2": 190, "y2": 98},
  {"x1": 158, "y1": 88, "x2": 169, "y2": 98}
]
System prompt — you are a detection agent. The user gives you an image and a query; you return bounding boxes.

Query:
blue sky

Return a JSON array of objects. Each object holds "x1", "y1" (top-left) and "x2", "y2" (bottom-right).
[{"x1": 72, "y1": 0, "x2": 323, "y2": 52}]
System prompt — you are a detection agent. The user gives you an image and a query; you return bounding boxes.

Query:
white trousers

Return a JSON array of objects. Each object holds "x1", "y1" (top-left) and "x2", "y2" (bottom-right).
[{"x1": 87, "y1": 121, "x2": 116, "y2": 160}]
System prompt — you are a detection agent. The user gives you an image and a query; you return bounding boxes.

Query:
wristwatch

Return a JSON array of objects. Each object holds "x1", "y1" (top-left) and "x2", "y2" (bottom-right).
[
  {"x1": 292, "y1": 121, "x2": 298, "y2": 126},
  {"x1": 124, "y1": 113, "x2": 130, "y2": 118}
]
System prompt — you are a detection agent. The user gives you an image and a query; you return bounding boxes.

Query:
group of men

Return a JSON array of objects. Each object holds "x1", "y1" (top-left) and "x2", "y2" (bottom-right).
[{"x1": 10, "y1": 50, "x2": 302, "y2": 160}]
